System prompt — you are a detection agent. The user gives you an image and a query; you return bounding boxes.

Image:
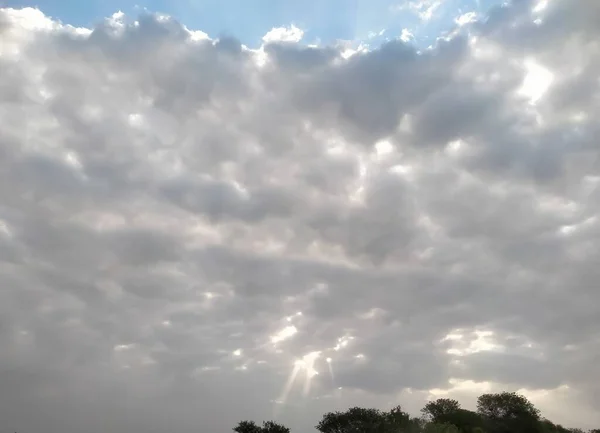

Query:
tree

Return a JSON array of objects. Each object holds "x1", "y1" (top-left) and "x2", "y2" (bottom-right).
[
  {"x1": 541, "y1": 419, "x2": 559, "y2": 433},
  {"x1": 316, "y1": 407, "x2": 388, "y2": 433},
  {"x1": 438, "y1": 409, "x2": 485, "y2": 433},
  {"x1": 423, "y1": 423, "x2": 460, "y2": 433},
  {"x1": 316, "y1": 406, "x2": 412, "y2": 433},
  {"x1": 477, "y1": 392, "x2": 542, "y2": 433},
  {"x1": 387, "y1": 405, "x2": 412, "y2": 431},
  {"x1": 262, "y1": 421, "x2": 291, "y2": 433},
  {"x1": 477, "y1": 392, "x2": 540, "y2": 420},
  {"x1": 420, "y1": 399, "x2": 484, "y2": 433},
  {"x1": 233, "y1": 420, "x2": 290, "y2": 433},
  {"x1": 407, "y1": 417, "x2": 427, "y2": 433},
  {"x1": 542, "y1": 421, "x2": 574, "y2": 433},
  {"x1": 233, "y1": 391, "x2": 593, "y2": 433},
  {"x1": 422, "y1": 399, "x2": 461, "y2": 422},
  {"x1": 233, "y1": 421, "x2": 262, "y2": 433}
]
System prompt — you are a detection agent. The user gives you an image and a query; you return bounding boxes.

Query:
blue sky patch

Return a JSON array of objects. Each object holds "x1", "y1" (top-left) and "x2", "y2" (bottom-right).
[{"x1": 6, "y1": 0, "x2": 505, "y2": 47}]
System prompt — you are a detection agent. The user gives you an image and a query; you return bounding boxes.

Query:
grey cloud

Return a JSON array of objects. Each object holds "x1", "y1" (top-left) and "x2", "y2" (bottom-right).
[
  {"x1": 453, "y1": 351, "x2": 563, "y2": 390},
  {"x1": 293, "y1": 37, "x2": 467, "y2": 144},
  {"x1": 2, "y1": 1, "x2": 600, "y2": 432},
  {"x1": 264, "y1": 42, "x2": 339, "y2": 71}
]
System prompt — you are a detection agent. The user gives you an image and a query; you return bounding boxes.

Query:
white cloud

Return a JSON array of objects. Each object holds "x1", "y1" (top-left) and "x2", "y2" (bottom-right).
[
  {"x1": 271, "y1": 326, "x2": 298, "y2": 344},
  {"x1": 392, "y1": 0, "x2": 445, "y2": 21},
  {"x1": 400, "y1": 28, "x2": 414, "y2": 42},
  {"x1": 262, "y1": 24, "x2": 304, "y2": 43},
  {"x1": 518, "y1": 58, "x2": 554, "y2": 104},
  {"x1": 455, "y1": 11, "x2": 477, "y2": 26},
  {"x1": 1, "y1": 1, "x2": 600, "y2": 432}
]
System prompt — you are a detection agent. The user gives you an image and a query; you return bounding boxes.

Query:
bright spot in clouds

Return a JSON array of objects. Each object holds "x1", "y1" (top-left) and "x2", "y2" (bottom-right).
[
  {"x1": 333, "y1": 336, "x2": 353, "y2": 351},
  {"x1": 270, "y1": 326, "x2": 298, "y2": 344},
  {"x1": 400, "y1": 28, "x2": 414, "y2": 42},
  {"x1": 518, "y1": 59, "x2": 554, "y2": 104},
  {"x1": 533, "y1": 0, "x2": 549, "y2": 13},
  {"x1": 455, "y1": 12, "x2": 477, "y2": 26},
  {"x1": 113, "y1": 344, "x2": 134, "y2": 352}
]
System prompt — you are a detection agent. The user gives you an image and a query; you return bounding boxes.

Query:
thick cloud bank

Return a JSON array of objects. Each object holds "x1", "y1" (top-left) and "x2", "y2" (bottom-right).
[{"x1": 1, "y1": 1, "x2": 600, "y2": 432}]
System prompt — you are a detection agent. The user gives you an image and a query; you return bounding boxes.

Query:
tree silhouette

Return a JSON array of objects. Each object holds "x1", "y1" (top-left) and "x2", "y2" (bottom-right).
[
  {"x1": 477, "y1": 392, "x2": 542, "y2": 433},
  {"x1": 234, "y1": 390, "x2": 594, "y2": 433},
  {"x1": 422, "y1": 399, "x2": 461, "y2": 422},
  {"x1": 233, "y1": 420, "x2": 290, "y2": 433}
]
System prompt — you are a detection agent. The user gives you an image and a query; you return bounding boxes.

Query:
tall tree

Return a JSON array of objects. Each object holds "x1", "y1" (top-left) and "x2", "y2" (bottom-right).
[
  {"x1": 316, "y1": 407, "x2": 388, "y2": 433},
  {"x1": 477, "y1": 392, "x2": 540, "y2": 420},
  {"x1": 477, "y1": 392, "x2": 542, "y2": 433},
  {"x1": 438, "y1": 409, "x2": 485, "y2": 433},
  {"x1": 421, "y1": 398, "x2": 484, "y2": 433},
  {"x1": 422, "y1": 399, "x2": 461, "y2": 422},
  {"x1": 316, "y1": 406, "x2": 412, "y2": 433},
  {"x1": 388, "y1": 405, "x2": 412, "y2": 431}
]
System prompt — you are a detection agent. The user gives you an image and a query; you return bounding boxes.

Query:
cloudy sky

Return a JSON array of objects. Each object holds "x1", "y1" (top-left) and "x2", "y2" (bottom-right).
[
  {"x1": 7, "y1": 0, "x2": 506, "y2": 47},
  {"x1": 1, "y1": 0, "x2": 600, "y2": 432}
]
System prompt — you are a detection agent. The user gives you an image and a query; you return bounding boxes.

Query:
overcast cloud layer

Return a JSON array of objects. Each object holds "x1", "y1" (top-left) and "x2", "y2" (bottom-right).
[{"x1": 1, "y1": 1, "x2": 600, "y2": 432}]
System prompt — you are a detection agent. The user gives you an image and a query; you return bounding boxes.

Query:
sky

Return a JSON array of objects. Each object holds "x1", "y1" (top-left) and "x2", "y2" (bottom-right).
[
  {"x1": 1, "y1": 0, "x2": 600, "y2": 432},
  {"x1": 5, "y1": 0, "x2": 506, "y2": 47}
]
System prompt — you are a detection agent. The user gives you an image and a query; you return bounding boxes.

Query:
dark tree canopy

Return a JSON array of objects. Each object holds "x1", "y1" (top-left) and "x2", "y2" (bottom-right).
[
  {"x1": 314, "y1": 405, "x2": 419, "y2": 433},
  {"x1": 233, "y1": 420, "x2": 262, "y2": 433},
  {"x1": 541, "y1": 419, "x2": 573, "y2": 433},
  {"x1": 234, "y1": 420, "x2": 290, "y2": 433},
  {"x1": 262, "y1": 421, "x2": 291, "y2": 433},
  {"x1": 422, "y1": 399, "x2": 462, "y2": 422},
  {"x1": 420, "y1": 398, "x2": 484, "y2": 433},
  {"x1": 316, "y1": 407, "x2": 395, "y2": 433},
  {"x1": 234, "y1": 391, "x2": 593, "y2": 433},
  {"x1": 477, "y1": 392, "x2": 542, "y2": 433},
  {"x1": 436, "y1": 409, "x2": 485, "y2": 433},
  {"x1": 477, "y1": 392, "x2": 540, "y2": 421},
  {"x1": 423, "y1": 423, "x2": 461, "y2": 433}
]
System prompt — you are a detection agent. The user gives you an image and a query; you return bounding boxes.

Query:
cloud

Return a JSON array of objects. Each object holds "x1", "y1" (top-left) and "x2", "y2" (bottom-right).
[
  {"x1": 391, "y1": 0, "x2": 445, "y2": 21},
  {"x1": 1, "y1": 1, "x2": 600, "y2": 432},
  {"x1": 262, "y1": 24, "x2": 305, "y2": 43}
]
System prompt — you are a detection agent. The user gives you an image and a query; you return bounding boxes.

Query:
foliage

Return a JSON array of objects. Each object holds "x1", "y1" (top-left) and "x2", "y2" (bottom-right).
[
  {"x1": 421, "y1": 399, "x2": 484, "y2": 433},
  {"x1": 541, "y1": 419, "x2": 572, "y2": 433},
  {"x1": 233, "y1": 420, "x2": 290, "y2": 433},
  {"x1": 477, "y1": 392, "x2": 541, "y2": 421},
  {"x1": 234, "y1": 391, "x2": 597, "y2": 433},
  {"x1": 262, "y1": 421, "x2": 292, "y2": 433},
  {"x1": 423, "y1": 423, "x2": 461, "y2": 433},
  {"x1": 436, "y1": 409, "x2": 485, "y2": 433},
  {"x1": 422, "y1": 399, "x2": 462, "y2": 422},
  {"x1": 315, "y1": 406, "x2": 413, "y2": 433},
  {"x1": 477, "y1": 392, "x2": 542, "y2": 433},
  {"x1": 233, "y1": 420, "x2": 262, "y2": 433}
]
